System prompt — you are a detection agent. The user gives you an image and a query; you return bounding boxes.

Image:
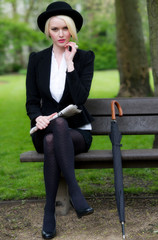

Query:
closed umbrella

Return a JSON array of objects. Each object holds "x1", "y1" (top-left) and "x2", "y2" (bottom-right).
[{"x1": 109, "y1": 100, "x2": 125, "y2": 239}]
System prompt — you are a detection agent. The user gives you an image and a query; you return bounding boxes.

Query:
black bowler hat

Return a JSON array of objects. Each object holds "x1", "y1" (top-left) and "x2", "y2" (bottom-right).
[{"x1": 37, "y1": 1, "x2": 83, "y2": 33}]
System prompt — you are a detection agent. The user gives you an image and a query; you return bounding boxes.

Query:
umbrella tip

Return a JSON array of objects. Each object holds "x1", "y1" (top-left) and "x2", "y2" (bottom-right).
[{"x1": 121, "y1": 222, "x2": 125, "y2": 239}]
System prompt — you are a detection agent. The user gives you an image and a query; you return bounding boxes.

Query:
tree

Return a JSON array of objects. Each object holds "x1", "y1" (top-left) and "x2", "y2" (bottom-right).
[
  {"x1": 115, "y1": 0, "x2": 153, "y2": 97},
  {"x1": 147, "y1": 0, "x2": 158, "y2": 96},
  {"x1": 147, "y1": 0, "x2": 158, "y2": 148}
]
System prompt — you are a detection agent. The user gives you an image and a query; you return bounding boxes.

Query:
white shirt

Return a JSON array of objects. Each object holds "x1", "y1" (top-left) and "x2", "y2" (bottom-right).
[
  {"x1": 49, "y1": 52, "x2": 92, "y2": 130},
  {"x1": 50, "y1": 52, "x2": 66, "y2": 102}
]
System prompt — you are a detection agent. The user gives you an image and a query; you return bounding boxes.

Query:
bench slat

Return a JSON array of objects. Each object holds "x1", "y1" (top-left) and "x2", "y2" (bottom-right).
[
  {"x1": 92, "y1": 116, "x2": 158, "y2": 135},
  {"x1": 85, "y1": 97, "x2": 158, "y2": 116},
  {"x1": 20, "y1": 149, "x2": 158, "y2": 168}
]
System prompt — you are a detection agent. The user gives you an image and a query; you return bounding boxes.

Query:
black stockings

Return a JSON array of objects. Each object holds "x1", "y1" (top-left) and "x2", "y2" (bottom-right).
[{"x1": 43, "y1": 118, "x2": 89, "y2": 232}]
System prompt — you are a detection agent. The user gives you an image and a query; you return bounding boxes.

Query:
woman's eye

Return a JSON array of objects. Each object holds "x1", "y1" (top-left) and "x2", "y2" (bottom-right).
[
  {"x1": 63, "y1": 27, "x2": 68, "y2": 30},
  {"x1": 51, "y1": 28, "x2": 58, "y2": 32}
]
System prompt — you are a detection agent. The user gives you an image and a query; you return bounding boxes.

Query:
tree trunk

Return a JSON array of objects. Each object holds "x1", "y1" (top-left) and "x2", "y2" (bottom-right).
[
  {"x1": 147, "y1": 0, "x2": 158, "y2": 148},
  {"x1": 147, "y1": 0, "x2": 158, "y2": 96},
  {"x1": 115, "y1": 0, "x2": 152, "y2": 97}
]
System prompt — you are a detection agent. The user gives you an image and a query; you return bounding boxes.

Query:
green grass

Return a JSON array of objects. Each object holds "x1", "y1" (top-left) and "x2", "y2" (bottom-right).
[
  {"x1": 89, "y1": 70, "x2": 120, "y2": 98},
  {"x1": 0, "y1": 70, "x2": 158, "y2": 200}
]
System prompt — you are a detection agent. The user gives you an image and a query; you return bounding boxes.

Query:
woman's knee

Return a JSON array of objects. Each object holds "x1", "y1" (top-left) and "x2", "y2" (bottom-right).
[
  {"x1": 45, "y1": 118, "x2": 68, "y2": 135},
  {"x1": 51, "y1": 117, "x2": 68, "y2": 130},
  {"x1": 55, "y1": 117, "x2": 67, "y2": 125},
  {"x1": 44, "y1": 133, "x2": 54, "y2": 145}
]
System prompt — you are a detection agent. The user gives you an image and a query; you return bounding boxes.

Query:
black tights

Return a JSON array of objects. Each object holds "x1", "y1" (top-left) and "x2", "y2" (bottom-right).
[{"x1": 39, "y1": 118, "x2": 89, "y2": 232}]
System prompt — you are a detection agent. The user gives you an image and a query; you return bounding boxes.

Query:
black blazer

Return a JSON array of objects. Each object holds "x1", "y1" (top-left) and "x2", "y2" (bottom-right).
[{"x1": 26, "y1": 45, "x2": 95, "y2": 128}]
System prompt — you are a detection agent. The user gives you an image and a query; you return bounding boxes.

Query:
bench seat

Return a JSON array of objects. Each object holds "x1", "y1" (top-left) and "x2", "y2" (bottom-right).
[{"x1": 20, "y1": 149, "x2": 158, "y2": 168}]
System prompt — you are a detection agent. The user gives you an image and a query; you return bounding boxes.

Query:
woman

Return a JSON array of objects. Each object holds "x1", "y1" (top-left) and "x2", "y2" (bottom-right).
[{"x1": 26, "y1": 1, "x2": 95, "y2": 239}]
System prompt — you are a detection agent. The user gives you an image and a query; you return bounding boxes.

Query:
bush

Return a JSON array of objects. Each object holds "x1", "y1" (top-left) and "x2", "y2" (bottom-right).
[
  {"x1": 79, "y1": 40, "x2": 117, "y2": 70},
  {"x1": 18, "y1": 69, "x2": 27, "y2": 75},
  {"x1": 93, "y1": 43, "x2": 117, "y2": 70}
]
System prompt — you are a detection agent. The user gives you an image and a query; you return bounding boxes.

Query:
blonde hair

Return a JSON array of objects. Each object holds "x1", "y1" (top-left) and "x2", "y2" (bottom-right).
[{"x1": 45, "y1": 15, "x2": 78, "y2": 41}]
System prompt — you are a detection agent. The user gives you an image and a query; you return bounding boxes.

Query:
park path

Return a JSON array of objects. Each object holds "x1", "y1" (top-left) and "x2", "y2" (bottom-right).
[{"x1": 0, "y1": 197, "x2": 158, "y2": 240}]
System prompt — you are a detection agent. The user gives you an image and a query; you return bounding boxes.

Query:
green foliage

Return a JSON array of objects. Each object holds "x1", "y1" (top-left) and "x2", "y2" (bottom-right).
[
  {"x1": 0, "y1": 17, "x2": 45, "y2": 74},
  {"x1": 78, "y1": 16, "x2": 117, "y2": 70},
  {"x1": 93, "y1": 43, "x2": 117, "y2": 70},
  {"x1": 79, "y1": 38, "x2": 117, "y2": 70}
]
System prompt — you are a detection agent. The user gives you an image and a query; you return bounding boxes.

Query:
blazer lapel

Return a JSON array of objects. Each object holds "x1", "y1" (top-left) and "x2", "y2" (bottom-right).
[{"x1": 37, "y1": 46, "x2": 53, "y2": 99}]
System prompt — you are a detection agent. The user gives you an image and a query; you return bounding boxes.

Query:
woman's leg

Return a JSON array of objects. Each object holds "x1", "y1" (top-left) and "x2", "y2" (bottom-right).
[
  {"x1": 32, "y1": 118, "x2": 92, "y2": 236},
  {"x1": 48, "y1": 118, "x2": 90, "y2": 210},
  {"x1": 42, "y1": 133, "x2": 60, "y2": 234}
]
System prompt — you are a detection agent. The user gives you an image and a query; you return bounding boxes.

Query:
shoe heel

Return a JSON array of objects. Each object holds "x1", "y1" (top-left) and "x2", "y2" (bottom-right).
[{"x1": 70, "y1": 199, "x2": 94, "y2": 218}]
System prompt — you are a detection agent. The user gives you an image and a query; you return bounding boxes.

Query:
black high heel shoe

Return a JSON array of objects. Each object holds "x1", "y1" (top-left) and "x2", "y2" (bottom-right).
[
  {"x1": 70, "y1": 199, "x2": 94, "y2": 219},
  {"x1": 42, "y1": 210, "x2": 56, "y2": 239},
  {"x1": 42, "y1": 229, "x2": 56, "y2": 239}
]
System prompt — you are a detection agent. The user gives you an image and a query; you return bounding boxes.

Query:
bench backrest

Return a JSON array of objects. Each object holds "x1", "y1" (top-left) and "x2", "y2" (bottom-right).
[{"x1": 85, "y1": 97, "x2": 158, "y2": 135}]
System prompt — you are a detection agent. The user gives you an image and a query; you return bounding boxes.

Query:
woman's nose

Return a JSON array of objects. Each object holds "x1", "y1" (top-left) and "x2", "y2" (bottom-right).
[{"x1": 59, "y1": 29, "x2": 63, "y2": 37}]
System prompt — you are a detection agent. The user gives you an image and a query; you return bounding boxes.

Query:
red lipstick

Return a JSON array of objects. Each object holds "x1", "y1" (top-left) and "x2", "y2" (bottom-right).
[{"x1": 58, "y1": 39, "x2": 65, "y2": 43}]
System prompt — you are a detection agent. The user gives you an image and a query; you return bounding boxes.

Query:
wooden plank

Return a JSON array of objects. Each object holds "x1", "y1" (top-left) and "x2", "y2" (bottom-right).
[
  {"x1": 85, "y1": 97, "x2": 158, "y2": 116},
  {"x1": 20, "y1": 151, "x2": 44, "y2": 162},
  {"x1": 20, "y1": 149, "x2": 158, "y2": 168},
  {"x1": 91, "y1": 116, "x2": 158, "y2": 135}
]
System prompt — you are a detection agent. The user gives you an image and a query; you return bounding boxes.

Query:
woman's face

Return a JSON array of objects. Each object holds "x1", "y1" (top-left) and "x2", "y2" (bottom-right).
[{"x1": 49, "y1": 17, "x2": 71, "y2": 48}]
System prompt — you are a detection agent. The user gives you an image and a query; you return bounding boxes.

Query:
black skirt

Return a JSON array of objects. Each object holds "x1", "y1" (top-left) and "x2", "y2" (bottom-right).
[
  {"x1": 75, "y1": 129, "x2": 92, "y2": 152},
  {"x1": 31, "y1": 127, "x2": 92, "y2": 153}
]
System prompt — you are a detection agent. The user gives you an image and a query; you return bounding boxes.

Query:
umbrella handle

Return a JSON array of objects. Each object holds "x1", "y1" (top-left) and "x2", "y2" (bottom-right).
[{"x1": 111, "y1": 100, "x2": 123, "y2": 120}]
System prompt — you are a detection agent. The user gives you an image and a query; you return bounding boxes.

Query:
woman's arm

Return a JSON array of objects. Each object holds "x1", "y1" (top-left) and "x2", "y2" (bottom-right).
[
  {"x1": 26, "y1": 52, "x2": 42, "y2": 121},
  {"x1": 26, "y1": 52, "x2": 57, "y2": 129},
  {"x1": 66, "y1": 50, "x2": 95, "y2": 105}
]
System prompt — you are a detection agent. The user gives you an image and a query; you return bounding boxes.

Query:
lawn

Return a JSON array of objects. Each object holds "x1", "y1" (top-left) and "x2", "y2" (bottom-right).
[{"x1": 0, "y1": 70, "x2": 158, "y2": 200}]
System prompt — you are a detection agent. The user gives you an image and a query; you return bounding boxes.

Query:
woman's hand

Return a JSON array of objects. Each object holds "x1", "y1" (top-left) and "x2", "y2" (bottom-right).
[
  {"x1": 35, "y1": 113, "x2": 57, "y2": 130},
  {"x1": 65, "y1": 42, "x2": 78, "y2": 72}
]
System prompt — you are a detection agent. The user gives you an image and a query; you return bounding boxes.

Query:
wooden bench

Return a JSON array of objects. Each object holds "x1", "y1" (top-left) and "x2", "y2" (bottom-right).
[{"x1": 20, "y1": 97, "x2": 158, "y2": 215}]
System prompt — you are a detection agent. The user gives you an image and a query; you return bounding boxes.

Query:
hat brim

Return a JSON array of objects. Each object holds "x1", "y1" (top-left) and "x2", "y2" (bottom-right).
[{"x1": 37, "y1": 9, "x2": 83, "y2": 33}]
